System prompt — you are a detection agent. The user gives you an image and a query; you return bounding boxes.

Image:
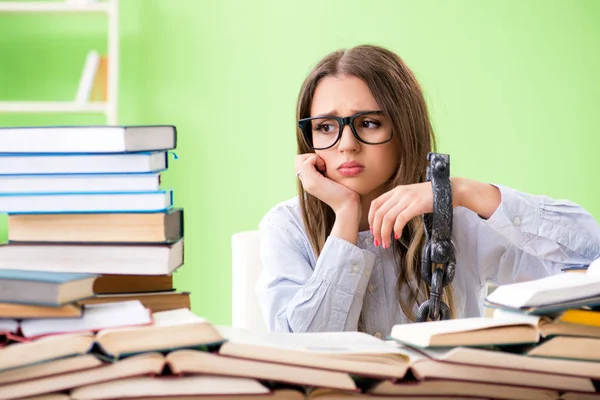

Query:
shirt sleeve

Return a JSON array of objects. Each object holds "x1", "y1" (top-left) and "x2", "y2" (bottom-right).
[
  {"x1": 474, "y1": 184, "x2": 600, "y2": 285},
  {"x1": 255, "y1": 210, "x2": 375, "y2": 333}
]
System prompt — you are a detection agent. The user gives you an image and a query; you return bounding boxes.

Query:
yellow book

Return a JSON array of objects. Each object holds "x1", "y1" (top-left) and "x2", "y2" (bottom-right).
[{"x1": 559, "y1": 309, "x2": 600, "y2": 327}]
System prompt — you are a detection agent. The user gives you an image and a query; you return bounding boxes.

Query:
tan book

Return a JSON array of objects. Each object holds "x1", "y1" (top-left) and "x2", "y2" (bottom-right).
[
  {"x1": 0, "y1": 302, "x2": 82, "y2": 319},
  {"x1": 369, "y1": 380, "x2": 557, "y2": 400},
  {"x1": 309, "y1": 389, "x2": 489, "y2": 400},
  {"x1": 8, "y1": 208, "x2": 183, "y2": 243},
  {"x1": 166, "y1": 349, "x2": 358, "y2": 392},
  {"x1": 390, "y1": 316, "x2": 539, "y2": 348},
  {"x1": 70, "y1": 375, "x2": 279, "y2": 400},
  {"x1": 18, "y1": 395, "x2": 70, "y2": 400},
  {"x1": 93, "y1": 274, "x2": 173, "y2": 294},
  {"x1": 527, "y1": 336, "x2": 600, "y2": 361},
  {"x1": 0, "y1": 352, "x2": 165, "y2": 400},
  {"x1": 79, "y1": 291, "x2": 190, "y2": 313},
  {"x1": 420, "y1": 345, "x2": 600, "y2": 379},
  {"x1": 217, "y1": 327, "x2": 409, "y2": 380},
  {"x1": 408, "y1": 357, "x2": 594, "y2": 393},
  {"x1": 0, "y1": 354, "x2": 101, "y2": 385}
]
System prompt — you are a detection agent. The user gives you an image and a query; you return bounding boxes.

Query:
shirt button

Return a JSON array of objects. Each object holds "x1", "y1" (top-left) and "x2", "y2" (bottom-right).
[
  {"x1": 351, "y1": 264, "x2": 359, "y2": 273},
  {"x1": 368, "y1": 284, "x2": 376, "y2": 293},
  {"x1": 374, "y1": 332, "x2": 382, "y2": 339},
  {"x1": 363, "y1": 238, "x2": 371, "y2": 246},
  {"x1": 364, "y1": 268, "x2": 371, "y2": 277},
  {"x1": 513, "y1": 216, "x2": 521, "y2": 226}
]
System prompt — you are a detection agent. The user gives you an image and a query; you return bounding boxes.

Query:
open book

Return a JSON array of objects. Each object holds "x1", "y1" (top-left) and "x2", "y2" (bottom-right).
[
  {"x1": 485, "y1": 258, "x2": 600, "y2": 313},
  {"x1": 217, "y1": 326, "x2": 410, "y2": 380},
  {"x1": 0, "y1": 308, "x2": 223, "y2": 372}
]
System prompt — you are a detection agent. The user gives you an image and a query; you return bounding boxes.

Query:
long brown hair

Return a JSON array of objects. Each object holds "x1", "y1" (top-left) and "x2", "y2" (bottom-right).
[{"x1": 295, "y1": 45, "x2": 454, "y2": 323}]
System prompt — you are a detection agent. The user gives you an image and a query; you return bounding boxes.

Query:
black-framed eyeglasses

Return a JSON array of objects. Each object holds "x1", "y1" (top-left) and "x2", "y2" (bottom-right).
[{"x1": 298, "y1": 110, "x2": 393, "y2": 150}]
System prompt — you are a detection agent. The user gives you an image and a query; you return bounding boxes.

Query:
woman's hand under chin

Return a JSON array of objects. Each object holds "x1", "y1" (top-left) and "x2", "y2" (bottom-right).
[
  {"x1": 368, "y1": 177, "x2": 501, "y2": 248},
  {"x1": 295, "y1": 153, "x2": 360, "y2": 215}
]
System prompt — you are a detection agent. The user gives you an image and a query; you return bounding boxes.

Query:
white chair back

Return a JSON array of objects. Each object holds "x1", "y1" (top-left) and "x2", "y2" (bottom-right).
[{"x1": 231, "y1": 230, "x2": 268, "y2": 332}]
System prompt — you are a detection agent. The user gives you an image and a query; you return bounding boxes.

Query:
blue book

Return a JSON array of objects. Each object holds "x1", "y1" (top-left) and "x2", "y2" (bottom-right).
[
  {"x1": 0, "y1": 190, "x2": 173, "y2": 214},
  {"x1": 0, "y1": 151, "x2": 168, "y2": 175},
  {"x1": 0, "y1": 269, "x2": 98, "y2": 306}
]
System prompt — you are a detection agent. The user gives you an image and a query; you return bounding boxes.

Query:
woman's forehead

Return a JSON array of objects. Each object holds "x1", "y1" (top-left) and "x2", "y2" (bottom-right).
[{"x1": 311, "y1": 75, "x2": 380, "y2": 116}]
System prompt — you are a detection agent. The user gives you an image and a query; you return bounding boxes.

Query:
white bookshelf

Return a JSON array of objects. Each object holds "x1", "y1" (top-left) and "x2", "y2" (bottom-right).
[{"x1": 0, "y1": 0, "x2": 119, "y2": 124}]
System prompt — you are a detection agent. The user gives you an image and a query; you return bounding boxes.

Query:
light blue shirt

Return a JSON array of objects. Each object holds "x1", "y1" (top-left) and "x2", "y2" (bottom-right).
[{"x1": 255, "y1": 184, "x2": 600, "y2": 337}]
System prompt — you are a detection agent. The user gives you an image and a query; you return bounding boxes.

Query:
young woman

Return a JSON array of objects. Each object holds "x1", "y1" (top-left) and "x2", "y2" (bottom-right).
[{"x1": 255, "y1": 45, "x2": 600, "y2": 336}]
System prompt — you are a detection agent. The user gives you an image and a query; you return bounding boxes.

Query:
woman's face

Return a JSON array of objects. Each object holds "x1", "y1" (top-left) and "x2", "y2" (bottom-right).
[{"x1": 310, "y1": 74, "x2": 399, "y2": 198}]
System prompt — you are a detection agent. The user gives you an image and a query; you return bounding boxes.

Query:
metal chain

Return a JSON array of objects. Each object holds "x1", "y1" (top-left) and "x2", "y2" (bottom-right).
[{"x1": 416, "y1": 152, "x2": 456, "y2": 322}]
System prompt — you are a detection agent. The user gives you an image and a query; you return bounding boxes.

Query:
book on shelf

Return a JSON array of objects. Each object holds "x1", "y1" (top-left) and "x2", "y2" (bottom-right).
[
  {"x1": 0, "y1": 239, "x2": 183, "y2": 275},
  {"x1": 0, "y1": 125, "x2": 176, "y2": 153},
  {"x1": 90, "y1": 54, "x2": 107, "y2": 103},
  {"x1": 0, "y1": 269, "x2": 97, "y2": 306},
  {"x1": 9, "y1": 208, "x2": 183, "y2": 243},
  {"x1": 0, "y1": 173, "x2": 161, "y2": 194},
  {"x1": 75, "y1": 50, "x2": 100, "y2": 104},
  {"x1": 0, "y1": 151, "x2": 168, "y2": 175},
  {"x1": 0, "y1": 190, "x2": 173, "y2": 214}
]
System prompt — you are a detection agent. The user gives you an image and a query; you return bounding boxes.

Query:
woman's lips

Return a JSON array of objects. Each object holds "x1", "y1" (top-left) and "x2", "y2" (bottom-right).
[{"x1": 338, "y1": 162, "x2": 365, "y2": 177}]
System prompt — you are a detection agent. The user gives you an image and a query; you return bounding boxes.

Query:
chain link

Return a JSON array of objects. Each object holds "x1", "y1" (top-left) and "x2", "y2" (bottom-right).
[{"x1": 417, "y1": 152, "x2": 456, "y2": 322}]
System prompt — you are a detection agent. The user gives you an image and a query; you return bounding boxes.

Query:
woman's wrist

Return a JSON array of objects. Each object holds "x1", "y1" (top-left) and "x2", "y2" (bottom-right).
[
  {"x1": 331, "y1": 199, "x2": 361, "y2": 245},
  {"x1": 452, "y1": 177, "x2": 501, "y2": 219}
]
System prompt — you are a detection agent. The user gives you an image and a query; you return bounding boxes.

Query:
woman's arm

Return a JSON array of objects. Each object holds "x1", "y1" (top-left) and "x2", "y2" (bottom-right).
[{"x1": 255, "y1": 202, "x2": 374, "y2": 333}]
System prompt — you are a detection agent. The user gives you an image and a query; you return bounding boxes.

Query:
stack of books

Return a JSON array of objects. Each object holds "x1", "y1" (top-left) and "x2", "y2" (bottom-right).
[{"x1": 0, "y1": 125, "x2": 189, "y2": 314}]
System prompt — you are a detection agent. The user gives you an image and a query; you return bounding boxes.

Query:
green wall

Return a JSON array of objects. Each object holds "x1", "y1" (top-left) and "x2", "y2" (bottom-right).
[{"x1": 0, "y1": 0, "x2": 598, "y2": 325}]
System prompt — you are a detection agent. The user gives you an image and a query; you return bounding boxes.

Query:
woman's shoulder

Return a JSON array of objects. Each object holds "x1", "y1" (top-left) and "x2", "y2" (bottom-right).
[{"x1": 260, "y1": 196, "x2": 305, "y2": 231}]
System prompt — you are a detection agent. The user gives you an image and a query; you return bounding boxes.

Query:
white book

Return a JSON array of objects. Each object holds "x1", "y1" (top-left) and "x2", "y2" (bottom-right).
[
  {"x1": 0, "y1": 125, "x2": 176, "y2": 153},
  {"x1": 0, "y1": 239, "x2": 183, "y2": 275},
  {"x1": 0, "y1": 173, "x2": 160, "y2": 194},
  {"x1": 485, "y1": 258, "x2": 600, "y2": 310},
  {"x1": 0, "y1": 152, "x2": 167, "y2": 175},
  {"x1": 75, "y1": 50, "x2": 100, "y2": 103},
  {"x1": 20, "y1": 301, "x2": 152, "y2": 339},
  {"x1": 0, "y1": 190, "x2": 172, "y2": 214}
]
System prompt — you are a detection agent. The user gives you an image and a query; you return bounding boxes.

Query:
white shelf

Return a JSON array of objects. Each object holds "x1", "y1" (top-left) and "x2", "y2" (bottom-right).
[
  {"x1": 0, "y1": 2, "x2": 110, "y2": 13},
  {"x1": 0, "y1": 101, "x2": 107, "y2": 113}
]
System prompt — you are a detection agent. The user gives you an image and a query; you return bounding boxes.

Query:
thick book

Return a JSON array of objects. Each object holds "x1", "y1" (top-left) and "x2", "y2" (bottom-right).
[
  {"x1": 9, "y1": 208, "x2": 183, "y2": 243},
  {"x1": 0, "y1": 269, "x2": 97, "y2": 306},
  {"x1": 485, "y1": 258, "x2": 600, "y2": 312},
  {"x1": 0, "y1": 354, "x2": 102, "y2": 386},
  {"x1": 0, "y1": 152, "x2": 167, "y2": 175},
  {"x1": 389, "y1": 317, "x2": 540, "y2": 348},
  {"x1": 0, "y1": 125, "x2": 176, "y2": 153},
  {"x1": 69, "y1": 376, "x2": 280, "y2": 400},
  {"x1": 217, "y1": 327, "x2": 409, "y2": 381},
  {"x1": 0, "y1": 303, "x2": 82, "y2": 319},
  {"x1": 0, "y1": 173, "x2": 160, "y2": 194},
  {"x1": 0, "y1": 190, "x2": 173, "y2": 214},
  {"x1": 93, "y1": 274, "x2": 173, "y2": 294},
  {"x1": 0, "y1": 239, "x2": 183, "y2": 275},
  {"x1": 79, "y1": 291, "x2": 190, "y2": 313}
]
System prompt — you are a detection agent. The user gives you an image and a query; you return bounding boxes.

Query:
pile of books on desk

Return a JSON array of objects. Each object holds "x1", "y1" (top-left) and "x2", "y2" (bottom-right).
[{"x1": 0, "y1": 125, "x2": 189, "y2": 316}]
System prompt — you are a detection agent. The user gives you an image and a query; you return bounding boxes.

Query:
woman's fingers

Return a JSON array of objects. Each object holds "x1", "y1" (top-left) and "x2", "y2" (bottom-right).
[
  {"x1": 379, "y1": 201, "x2": 409, "y2": 247},
  {"x1": 371, "y1": 194, "x2": 402, "y2": 247},
  {"x1": 368, "y1": 190, "x2": 394, "y2": 229}
]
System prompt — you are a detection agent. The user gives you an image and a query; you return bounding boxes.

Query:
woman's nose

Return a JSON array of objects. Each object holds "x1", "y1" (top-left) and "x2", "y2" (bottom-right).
[{"x1": 337, "y1": 124, "x2": 360, "y2": 152}]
